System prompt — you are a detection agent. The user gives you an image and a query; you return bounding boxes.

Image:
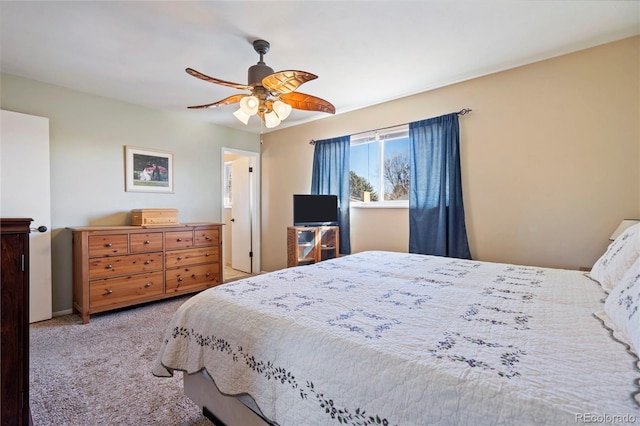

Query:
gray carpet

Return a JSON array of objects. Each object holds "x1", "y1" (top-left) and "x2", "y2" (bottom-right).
[{"x1": 29, "y1": 295, "x2": 211, "y2": 426}]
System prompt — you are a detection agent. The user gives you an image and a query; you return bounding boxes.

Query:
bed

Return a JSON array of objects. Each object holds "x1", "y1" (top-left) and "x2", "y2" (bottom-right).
[{"x1": 153, "y1": 226, "x2": 640, "y2": 425}]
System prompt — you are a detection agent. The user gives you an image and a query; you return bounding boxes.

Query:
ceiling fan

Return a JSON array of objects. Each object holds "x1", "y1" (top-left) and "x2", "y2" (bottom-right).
[{"x1": 186, "y1": 39, "x2": 335, "y2": 129}]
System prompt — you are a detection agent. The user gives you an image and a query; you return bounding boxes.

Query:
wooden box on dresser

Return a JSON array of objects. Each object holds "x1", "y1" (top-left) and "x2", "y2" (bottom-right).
[
  {"x1": 69, "y1": 223, "x2": 223, "y2": 324},
  {"x1": 1, "y1": 218, "x2": 32, "y2": 426}
]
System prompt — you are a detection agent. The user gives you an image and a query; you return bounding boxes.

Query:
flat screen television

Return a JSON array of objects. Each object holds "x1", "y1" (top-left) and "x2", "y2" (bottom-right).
[{"x1": 293, "y1": 194, "x2": 339, "y2": 227}]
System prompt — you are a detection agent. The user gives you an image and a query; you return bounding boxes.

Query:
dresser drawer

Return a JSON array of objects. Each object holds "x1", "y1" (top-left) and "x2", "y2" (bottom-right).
[
  {"x1": 165, "y1": 247, "x2": 219, "y2": 268},
  {"x1": 89, "y1": 252, "x2": 163, "y2": 279},
  {"x1": 130, "y1": 232, "x2": 163, "y2": 253},
  {"x1": 165, "y1": 263, "x2": 221, "y2": 294},
  {"x1": 90, "y1": 271, "x2": 164, "y2": 309},
  {"x1": 88, "y1": 234, "x2": 128, "y2": 257},
  {"x1": 165, "y1": 231, "x2": 193, "y2": 250},
  {"x1": 194, "y1": 227, "x2": 219, "y2": 247}
]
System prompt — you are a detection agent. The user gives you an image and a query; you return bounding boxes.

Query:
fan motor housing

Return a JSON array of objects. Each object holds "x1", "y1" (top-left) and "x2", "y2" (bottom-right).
[
  {"x1": 248, "y1": 39, "x2": 274, "y2": 86},
  {"x1": 248, "y1": 63, "x2": 274, "y2": 86}
]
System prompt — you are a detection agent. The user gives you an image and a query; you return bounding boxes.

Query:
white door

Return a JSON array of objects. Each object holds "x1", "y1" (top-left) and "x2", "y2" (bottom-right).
[
  {"x1": 231, "y1": 156, "x2": 252, "y2": 273},
  {"x1": 0, "y1": 109, "x2": 53, "y2": 323}
]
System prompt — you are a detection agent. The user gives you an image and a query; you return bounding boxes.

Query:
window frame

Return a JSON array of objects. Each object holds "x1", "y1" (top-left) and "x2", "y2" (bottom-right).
[{"x1": 350, "y1": 124, "x2": 410, "y2": 208}]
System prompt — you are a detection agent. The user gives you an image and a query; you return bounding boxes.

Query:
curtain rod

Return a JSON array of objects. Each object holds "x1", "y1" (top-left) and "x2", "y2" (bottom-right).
[{"x1": 309, "y1": 108, "x2": 472, "y2": 145}]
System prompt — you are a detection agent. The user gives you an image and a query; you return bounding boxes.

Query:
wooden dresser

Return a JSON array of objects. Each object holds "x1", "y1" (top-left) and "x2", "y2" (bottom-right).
[
  {"x1": 1, "y1": 218, "x2": 32, "y2": 425},
  {"x1": 70, "y1": 223, "x2": 223, "y2": 324}
]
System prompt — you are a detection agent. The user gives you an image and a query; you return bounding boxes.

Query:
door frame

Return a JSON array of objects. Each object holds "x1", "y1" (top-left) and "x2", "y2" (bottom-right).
[{"x1": 221, "y1": 147, "x2": 261, "y2": 277}]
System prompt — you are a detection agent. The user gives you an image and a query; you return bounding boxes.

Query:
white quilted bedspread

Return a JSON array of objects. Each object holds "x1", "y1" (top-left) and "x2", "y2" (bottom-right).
[{"x1": 153, "y1": 251, "x2": 639, "y2": 425}]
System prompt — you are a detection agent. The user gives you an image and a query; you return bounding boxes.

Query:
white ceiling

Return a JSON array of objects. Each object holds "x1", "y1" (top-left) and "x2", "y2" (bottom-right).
[{"x1": 1, "y1": 1, "x2": 638, "y2": 134}]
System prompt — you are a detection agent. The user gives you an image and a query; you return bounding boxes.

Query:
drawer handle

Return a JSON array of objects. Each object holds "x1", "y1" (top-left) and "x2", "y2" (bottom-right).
[
  {"x1": 106, "y1": 264, "x2": 113, "y2": 269},
  {"x1": 145, "y1": 282, "x2": 152, "y2": 288},
  {"x1": 177, "y1": 256, "x2": 183, "y2": 261},
  {"x1": 206, "y1": 272, "x2": 211, "y2": 277},
  {"x1": 145, "y1": 260, "x2": 151, "y2": 264},
  {"x1": 105, "y1": 289, "x2": 113, "y2": 295},
  {"x1": 205, "y1": 252, "x2": 210, "y2": 256},
  {"x1": 177, "y1": 238, "x2": 182, "y2": 242},
  {"x1": 205, "y1": 236, "x2": 211, "y2": 240},
  {"x1": 106, "y1": 243, "x2": 112, "y2": 248},
  {"x1": 178, "y1": 277, "x2": 183, "y2": 282},
  {"x1": 145, "y1": 240, "x2": 151, "y2": 245}
]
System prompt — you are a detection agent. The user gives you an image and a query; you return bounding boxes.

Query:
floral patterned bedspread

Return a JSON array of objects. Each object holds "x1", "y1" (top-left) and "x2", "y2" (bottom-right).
[{"x1": 153, "y1": 251, "x2": 639, "y2": 425}]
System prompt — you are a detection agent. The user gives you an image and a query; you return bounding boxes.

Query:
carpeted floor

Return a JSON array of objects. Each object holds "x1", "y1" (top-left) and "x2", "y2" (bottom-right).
[{"x1": 29, "y1": 295, "x2": 212, "y2": 426}]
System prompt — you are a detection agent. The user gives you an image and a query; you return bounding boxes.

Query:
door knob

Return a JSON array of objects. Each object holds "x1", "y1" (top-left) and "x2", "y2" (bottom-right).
[
  {"x1": 30, "y1": 225, "x2": 47, "y2": 233},
  {"x1": 230, "y1": 218, "x2": 235, "y2": 222}
]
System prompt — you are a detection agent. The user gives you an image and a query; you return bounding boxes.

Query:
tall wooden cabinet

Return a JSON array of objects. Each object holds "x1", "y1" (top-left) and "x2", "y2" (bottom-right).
[
  {"x1": 287, "y1": 226, "x2": 339, "y2": 267},
  {"x1": 1, "y1": 218, "x2": 32, "y2": 426},
  {"x1": 70, "y1": 223, "x2": 223, "y2": 324}
]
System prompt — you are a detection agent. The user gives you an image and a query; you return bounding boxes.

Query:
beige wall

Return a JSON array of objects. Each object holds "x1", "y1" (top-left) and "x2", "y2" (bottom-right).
[
  {"x1": 0, "y1": 74, "x2": 260, "y2": 314},
  {"x1": 261, "y1": 36, "x2": 640, "y2": 272}
]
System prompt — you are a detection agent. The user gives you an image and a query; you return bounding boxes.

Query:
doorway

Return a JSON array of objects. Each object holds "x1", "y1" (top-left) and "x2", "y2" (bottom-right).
[{"x1": 221, "y1": 148, "x2": 261, "y2": 282}]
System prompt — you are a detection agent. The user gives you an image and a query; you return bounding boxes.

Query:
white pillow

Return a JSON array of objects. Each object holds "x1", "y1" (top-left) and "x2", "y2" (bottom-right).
[
  {"x1": 604, "y1": 257, "x2": 640, "y2": 355},
  {"x1": 589, "y1": 223, "x2": 640, "y2": 292}
]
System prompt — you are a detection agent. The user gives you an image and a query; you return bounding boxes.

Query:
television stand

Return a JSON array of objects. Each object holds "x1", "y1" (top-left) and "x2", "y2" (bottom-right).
[{"x1": 287, "y1": 225, "x2": 339, "y2": 267}]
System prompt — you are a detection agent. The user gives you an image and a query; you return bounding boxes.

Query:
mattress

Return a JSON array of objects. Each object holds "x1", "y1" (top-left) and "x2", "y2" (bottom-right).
[{"x1": 153, "y1": 251, "x2": 639, "y2": 425}]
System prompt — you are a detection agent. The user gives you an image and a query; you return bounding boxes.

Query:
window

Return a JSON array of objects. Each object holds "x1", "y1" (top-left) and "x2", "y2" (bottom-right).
[
  {"x1": 350, "y1": 124, "x2": 409, "y2": 205},
  {"x1": 223, "y1": 161, "x2": 232, "y2": 208}
]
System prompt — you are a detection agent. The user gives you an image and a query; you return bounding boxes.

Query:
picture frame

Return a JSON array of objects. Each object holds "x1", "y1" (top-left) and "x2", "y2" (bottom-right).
[{"x1": 125, "y1": 146, "x2": 174, "y2": 193}]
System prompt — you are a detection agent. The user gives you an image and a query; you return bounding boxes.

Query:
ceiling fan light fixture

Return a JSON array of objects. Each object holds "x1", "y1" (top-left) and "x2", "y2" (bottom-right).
[
  {"x1": 239, "y1": 95, "x2": 259, "y2": 116},
  {"x1": 186, "y1": 39, "x2": 335, "y2": 127},
  {"x1": 272, "y1": 100, "x2": 292, "y2": 120},
  {"x1": 233, "y1": 108, "x2": 251, "y2": 125},
  {"x1": 264, "y1": 110, "x2": 281, "y2": 128}
]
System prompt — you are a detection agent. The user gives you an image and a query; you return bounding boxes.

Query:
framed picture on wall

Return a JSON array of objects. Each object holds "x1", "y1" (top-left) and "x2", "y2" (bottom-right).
[{"x1": 125, "y1": 146, "x2": 174, "y2": 193}]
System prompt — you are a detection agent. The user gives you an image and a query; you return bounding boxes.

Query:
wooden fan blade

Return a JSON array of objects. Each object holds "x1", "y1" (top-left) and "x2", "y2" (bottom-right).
[
  {"x1": 186, "y1": 68, "x2": 252, "y2": 91},
  {"x1": 262, "y1": 70, "x2": 318, "y2": 95},
  {"x1": 281, "y1": 92, "x2": 335, "y2": 114},
  {"x1": 187, "y1": 94, "x2": 246, "y2": 109}
]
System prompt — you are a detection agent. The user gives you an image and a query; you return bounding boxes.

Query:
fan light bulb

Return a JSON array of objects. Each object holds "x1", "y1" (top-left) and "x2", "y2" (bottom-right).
[
  {"x1": 233, "y1": 108, "x2": 251, "y2": 125},
  {"x1": 239, "y1": 96, "x2": 259, "y2": 116},
  {"x1": 272, "y1": 100, "x2": 292, "y2": 120},
  {"x1": 264, "y1": 111, "x2": 281, "y2": 128}
]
